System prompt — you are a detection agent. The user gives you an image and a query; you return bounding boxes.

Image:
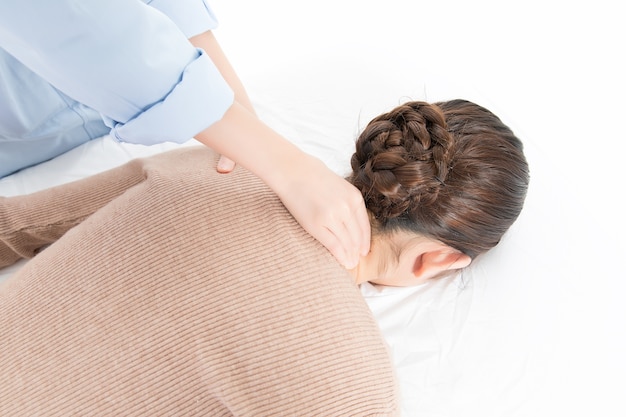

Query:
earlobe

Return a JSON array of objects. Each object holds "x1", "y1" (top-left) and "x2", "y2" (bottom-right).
[{"x1": 413, "y1": 249, "x2": 472, "y2": 281}]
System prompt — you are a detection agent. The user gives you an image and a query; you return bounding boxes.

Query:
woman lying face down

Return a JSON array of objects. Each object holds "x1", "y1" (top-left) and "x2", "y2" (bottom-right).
[
  {"x1": 0, "y1": 99, "x2": 529, "y2": 285},
  {"x1": 0, "y1": 99, "x2": 529, "y2": 284},
  {"x1": 0, "y1": 99, "x2": 529, "y2": 416}
]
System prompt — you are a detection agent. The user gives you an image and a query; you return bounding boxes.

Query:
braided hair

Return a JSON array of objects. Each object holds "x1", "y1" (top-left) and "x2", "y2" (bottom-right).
[{"x1": 349, "y1": 99, "x2": 529, "y2": 258}]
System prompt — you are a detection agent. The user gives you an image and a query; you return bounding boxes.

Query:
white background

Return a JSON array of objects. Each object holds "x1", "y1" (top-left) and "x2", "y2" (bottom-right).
[{"x1": 210, "y1": 1, "x2": 625, "y2": 416}]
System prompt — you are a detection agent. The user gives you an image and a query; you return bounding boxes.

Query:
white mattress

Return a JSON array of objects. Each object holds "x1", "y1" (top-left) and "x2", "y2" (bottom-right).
[{"x1": 2, "y1": 1, "x2": 625, "y2": 416}]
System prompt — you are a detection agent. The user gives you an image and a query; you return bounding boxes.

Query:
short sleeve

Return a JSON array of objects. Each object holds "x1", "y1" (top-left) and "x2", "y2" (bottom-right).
[
  {"x1": 105, "y1": 48, "x2": 234, "y2": 146},
  {"x1": 0, "y1": 0, "x2": 234, "y2": 146}
]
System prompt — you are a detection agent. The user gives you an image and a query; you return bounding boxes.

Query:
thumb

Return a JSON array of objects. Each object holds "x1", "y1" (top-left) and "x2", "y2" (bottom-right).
[{"x1": 217, "y1": 155, "x2": 236, "y2": 173}]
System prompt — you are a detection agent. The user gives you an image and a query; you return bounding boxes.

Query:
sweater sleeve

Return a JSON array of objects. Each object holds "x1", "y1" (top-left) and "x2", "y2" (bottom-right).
[
  {"x1": 0, "y1": 158, "x2": 148, "y2": 268},
  {"x1": 0, "y1": 0, "x2": 234, "y2": 146}
]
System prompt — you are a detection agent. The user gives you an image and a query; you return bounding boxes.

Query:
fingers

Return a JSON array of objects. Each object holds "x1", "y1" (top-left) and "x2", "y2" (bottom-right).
[
  {"x1": 315, "y1": 226, "x2": 352, "y2": 269},
  {"x1": 342, "y1": 193, "x2": 370, "y2": 268},
  {"x1": 269, "y1": 154, "x2": 370, "y2": 270},
  {"x1": 355, "y1": 195, "x2": 371, "y2": 257},
  {"x1": 216, "y1": 155, "x2": 236, "y2": 173},
  {"x1": 323, "y1": 190, "x2": 371, "y2": 270}
]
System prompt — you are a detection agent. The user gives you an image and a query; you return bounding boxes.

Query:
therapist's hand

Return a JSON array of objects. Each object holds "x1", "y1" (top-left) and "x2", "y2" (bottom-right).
[
  {"x1": 196, "y1": 102, "x2": 370, "y2": 269},
  {"x1": 275, "y1": 155, "x2": 371, "y2": 269}
]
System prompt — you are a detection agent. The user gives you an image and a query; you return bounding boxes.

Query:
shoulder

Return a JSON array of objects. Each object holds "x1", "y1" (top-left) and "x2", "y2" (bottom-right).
[{"x1": 140, "y1": 146, "x2": 277, "y2": 212}]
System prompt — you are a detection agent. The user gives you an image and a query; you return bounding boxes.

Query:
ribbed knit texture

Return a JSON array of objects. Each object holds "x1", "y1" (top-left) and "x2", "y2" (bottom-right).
[
  {"x1": 0, "y1": 147, "x2": 398, "y2": 416},
  {"x1": 0, "y1": 158, "x2": 147, "y2": 268}
]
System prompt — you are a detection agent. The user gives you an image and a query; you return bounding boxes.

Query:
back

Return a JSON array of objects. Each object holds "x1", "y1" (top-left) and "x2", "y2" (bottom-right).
[{"x1": 0, "y1": 147, "x2": 398, "y2": 416}]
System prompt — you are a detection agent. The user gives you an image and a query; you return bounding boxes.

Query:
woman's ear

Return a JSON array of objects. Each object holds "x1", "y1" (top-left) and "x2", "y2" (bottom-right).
[{"x1": 413, "y1": 248, "x2": 472, "y2": 281}]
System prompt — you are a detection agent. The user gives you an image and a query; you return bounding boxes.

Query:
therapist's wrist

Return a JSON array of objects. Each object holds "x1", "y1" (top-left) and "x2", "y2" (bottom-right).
[{"x1": 263, "y1": 149, "x2": 325, "y2": 198}]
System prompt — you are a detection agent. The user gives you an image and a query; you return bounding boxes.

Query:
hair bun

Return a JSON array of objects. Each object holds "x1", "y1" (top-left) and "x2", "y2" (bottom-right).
[{"x1": 350, "y1": 101, "x2": 454, "y2": 220}]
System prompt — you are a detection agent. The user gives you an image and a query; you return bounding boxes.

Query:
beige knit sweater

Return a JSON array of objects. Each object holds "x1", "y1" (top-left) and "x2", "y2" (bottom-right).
[{"x1": 0, "y1": 147, "x2": 398, "y2": 416}]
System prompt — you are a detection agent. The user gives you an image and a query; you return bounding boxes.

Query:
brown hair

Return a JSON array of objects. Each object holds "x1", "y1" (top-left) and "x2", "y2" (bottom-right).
[{"x1": 349, "y1": 99, "x2": 530, "y2": 259}]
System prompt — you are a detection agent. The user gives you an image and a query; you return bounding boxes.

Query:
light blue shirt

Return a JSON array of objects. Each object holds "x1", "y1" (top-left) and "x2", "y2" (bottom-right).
[{"x1": 0, "y1": 0, "x2": 234, "y2": 178}]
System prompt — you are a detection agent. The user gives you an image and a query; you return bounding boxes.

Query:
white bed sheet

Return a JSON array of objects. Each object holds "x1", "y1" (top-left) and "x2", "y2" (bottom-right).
[{"x1": 2, "y1": 1, "x2": 625, "y2": 416}]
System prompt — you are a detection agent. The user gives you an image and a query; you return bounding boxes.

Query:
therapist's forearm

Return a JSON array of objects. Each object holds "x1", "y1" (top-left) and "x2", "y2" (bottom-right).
[
  {"x1": 194, "y1": 101, "x2": 316, "y2": 192},
  {"x1": 189, "y1": 31, "x2": 257, "y2": 117}
]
